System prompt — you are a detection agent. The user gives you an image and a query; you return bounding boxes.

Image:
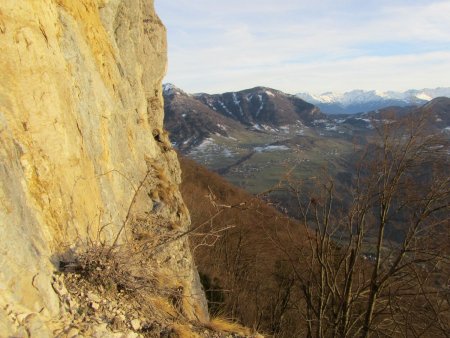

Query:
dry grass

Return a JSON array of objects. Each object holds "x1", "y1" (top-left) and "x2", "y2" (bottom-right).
[
  {"x1": 60, "y1": 241, "x2": 203, "y2": 336},
  {"x1": 147, "y1": 295, "x2": 180, "y2": 318},
  {"x1": 207, "y1": 317, "x2": 255, "y2": 336},
  {"x1": 172, "y1": 323, "x2": 202, "y2": 338}
]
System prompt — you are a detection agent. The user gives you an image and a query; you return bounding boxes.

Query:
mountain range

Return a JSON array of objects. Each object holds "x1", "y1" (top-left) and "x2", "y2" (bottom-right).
[
  {"x1": 296, "y1": 87, "x2": 450, "y2": 114},
  {"x1": 164, "y1": 84, "x2": 450, "y2": 153},
  {"x1": 163, "y1": 84, "x2": 450, "y2": 196},
  {"x1": 163, "y1": 83, "x2": 325, "y2": 150}
]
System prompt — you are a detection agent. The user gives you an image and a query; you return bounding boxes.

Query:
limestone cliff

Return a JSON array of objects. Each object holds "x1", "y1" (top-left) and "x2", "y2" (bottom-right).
[{"x1": 0, "y1": 0, "x2": 208, "y2": 336}]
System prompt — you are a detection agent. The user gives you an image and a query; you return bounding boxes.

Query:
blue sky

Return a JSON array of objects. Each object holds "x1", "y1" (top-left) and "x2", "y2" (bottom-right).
[{"x1": 154, "y1": 0, "x2": 450, "y2": 94}]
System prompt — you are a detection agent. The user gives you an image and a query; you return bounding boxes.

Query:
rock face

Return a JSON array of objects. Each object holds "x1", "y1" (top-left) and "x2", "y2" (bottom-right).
[{"x1": 0, "y1": 0, "x2": 207, "y2": 335}]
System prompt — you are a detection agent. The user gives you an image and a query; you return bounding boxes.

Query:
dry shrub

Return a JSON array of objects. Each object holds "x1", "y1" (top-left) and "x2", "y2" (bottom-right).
[
  {"x1": 57, "y1": 161, "x2": 261, "y2": 336},
  {"x1": 59, "y1": 239, "x2": 200, "y2": 336},
  {"x1": 60, "y1": 242, "x2": 158, "y2": 295}
]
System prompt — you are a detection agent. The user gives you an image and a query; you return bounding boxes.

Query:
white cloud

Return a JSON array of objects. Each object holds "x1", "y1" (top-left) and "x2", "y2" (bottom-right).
[
  {"x1": 169, "y1": 52, "x2": 450, "y2": 94},
  {"x1": 155, "y1": 0, "x2": 450, "y2": 93}
]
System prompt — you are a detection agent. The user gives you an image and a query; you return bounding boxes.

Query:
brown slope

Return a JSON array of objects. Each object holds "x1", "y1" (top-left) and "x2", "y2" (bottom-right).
[
  {"x1": 363, "y1": 96, "x2": 450, "y2": 130},
  {"x1": 421, "y1": 96, "x2": 450, "y2": 127},
  {"x1": 179, "y1": 155, "x2": 309, "y2": 335}
]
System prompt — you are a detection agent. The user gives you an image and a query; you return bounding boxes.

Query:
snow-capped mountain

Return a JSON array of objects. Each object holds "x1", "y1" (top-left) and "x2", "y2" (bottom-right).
[
  {"x1": 296, "y1": 88, "x2": 450, "y2": 115},
  {"x1": 194, "y1": 86, "x2": 324, "y2": 127},
  {"x1": 163, "y1": 84, "x2": 326, "y2": 150}
]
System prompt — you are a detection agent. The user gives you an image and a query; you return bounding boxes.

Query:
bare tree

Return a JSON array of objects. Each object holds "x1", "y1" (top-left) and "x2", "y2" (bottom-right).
[{"x1": 270, "y1": 111, "x2": 450, "y2": 337}]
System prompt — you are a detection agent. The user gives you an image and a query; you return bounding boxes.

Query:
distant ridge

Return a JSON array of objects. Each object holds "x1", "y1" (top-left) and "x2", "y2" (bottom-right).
[{"x1": 296, "y1": 87, "x2": 450, "y2": 114}]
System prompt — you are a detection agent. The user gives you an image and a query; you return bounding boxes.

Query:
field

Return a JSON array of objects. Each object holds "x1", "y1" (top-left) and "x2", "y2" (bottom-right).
[{"x1": 186, "y1": 124, "x2": 360, "y2": 195}]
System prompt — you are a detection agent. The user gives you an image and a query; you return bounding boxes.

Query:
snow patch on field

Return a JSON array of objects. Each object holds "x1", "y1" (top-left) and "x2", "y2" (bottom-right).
[
  {"x1": 195, "y1": 138, "x2": 215, "y2": 150},
  {"x1": 261, "y1": 124, "x2": 278, "y2": 132},
  {"x1": 189, "y1": 138, "x2": 235, "y2": 158},
  {"x1": 254, "y1": 145, "x2": 289, "y2": 153}
]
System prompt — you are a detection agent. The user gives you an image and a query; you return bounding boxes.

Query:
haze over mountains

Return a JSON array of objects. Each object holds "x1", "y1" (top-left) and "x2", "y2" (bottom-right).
[{"x1": 296, "y1": 87, "x2": 450, "y2": 114}]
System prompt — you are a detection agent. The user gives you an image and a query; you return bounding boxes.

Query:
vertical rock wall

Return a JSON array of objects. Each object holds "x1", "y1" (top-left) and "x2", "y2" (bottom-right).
[{"x1": 0, "y1": 0, "x2": 207, "y2": 335}]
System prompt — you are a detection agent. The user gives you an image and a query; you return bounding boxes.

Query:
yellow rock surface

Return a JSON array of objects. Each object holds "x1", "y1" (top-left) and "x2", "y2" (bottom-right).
[{"x1": 0, "y1": 0, "x2": 207, "y2": 335}]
